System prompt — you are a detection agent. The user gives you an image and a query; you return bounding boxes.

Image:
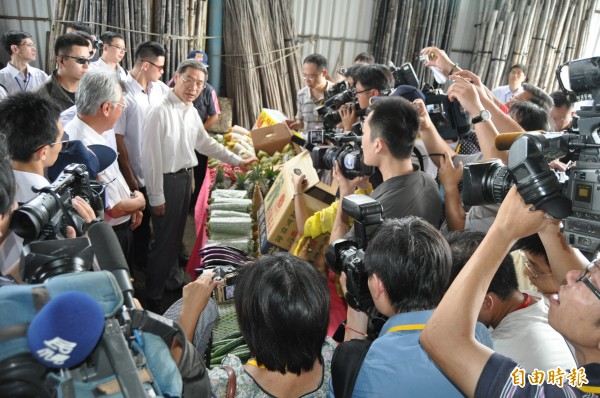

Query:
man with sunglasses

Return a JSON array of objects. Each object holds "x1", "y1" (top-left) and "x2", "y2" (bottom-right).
[
  {"x1": 421, "y1": 187, "x2": 600, "y2": 397},
  {"x1": 91, "y1": 31, "x2": 127, "y2": 81},
  {"x1": 115, "y1": 41, "x2": 169, "y2": 272},
  {"x1": 36, "y1": 33, "x2": 91, "y2": 112},
  {"x1": 141, "y1": 59, "x2": 256, "y2": 313},
  {"x1": 0, "y1": 31, "x2": 49, "y2": 95}
]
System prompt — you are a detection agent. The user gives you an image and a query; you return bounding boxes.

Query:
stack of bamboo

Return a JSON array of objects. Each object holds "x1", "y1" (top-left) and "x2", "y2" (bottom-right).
[
  {"x1": 471, "y1": 0, "x2": 595, "y2": 92},
  {"x1": 50, "y1": 0, "x2": 207, "y2": 80},
  {"x1": 370, "y1": 0, "x2": 461, "y2": 85},
  {"x1": 222, "y1": 0, "x2": 302, "y2": 129}
]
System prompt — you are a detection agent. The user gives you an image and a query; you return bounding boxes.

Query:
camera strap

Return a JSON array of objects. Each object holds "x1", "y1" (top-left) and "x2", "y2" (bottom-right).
[{"x1": 385, "y1": 324, "x2": 426, "y2": 334}]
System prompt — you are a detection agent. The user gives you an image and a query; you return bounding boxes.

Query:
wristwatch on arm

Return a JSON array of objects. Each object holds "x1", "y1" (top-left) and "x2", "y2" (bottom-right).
[{"x1": 472, "y1": 109, "x2": 491, "y2": 124}]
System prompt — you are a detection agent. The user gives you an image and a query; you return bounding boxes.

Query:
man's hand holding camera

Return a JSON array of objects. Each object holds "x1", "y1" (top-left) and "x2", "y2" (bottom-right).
[{"x1": 339, "y1": 104, "x2": 358, "y2": 132}]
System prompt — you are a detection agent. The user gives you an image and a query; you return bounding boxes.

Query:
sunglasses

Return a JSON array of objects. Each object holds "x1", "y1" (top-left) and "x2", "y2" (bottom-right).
[
  {"x1": 60, "y1": 55, "x2": 93, "y2": 65},
  {"x1": 32, "y1": 139, "x2": 70, "y2": 154}
]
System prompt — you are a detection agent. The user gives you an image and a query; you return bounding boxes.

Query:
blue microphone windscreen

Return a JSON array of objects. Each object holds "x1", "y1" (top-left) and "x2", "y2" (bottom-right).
[{"x1": 27, "y1": 291, "x2": 105, "y2": 368}]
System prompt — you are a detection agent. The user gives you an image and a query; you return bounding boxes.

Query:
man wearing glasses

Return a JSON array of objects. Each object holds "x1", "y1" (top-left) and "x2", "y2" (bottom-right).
[
  {"x1": 286, "y1": 53, "x2": 333, "y2": 132},
  {"x1": 91, "y1": 31, "x2": 127, "y2": 81},
  {"x1": 65, "y1": 69, "x2": 146, "y2": 268},
  {"x1": 36, "y1": 33, "x2": 91, "y2": 112},
  {"x1": 0, "y1": 31, "x2": 48, "y2": 95},
  {"x1": 421, "y1": 187, "x2": 599, "y2": 397},
  {"x1": 141, "y1": 59, "x2": 256, "y2": 313},
  {"x1": 0, "y1": 92, "x2": 98, "y2": 277},
  {"x1": 114, "y1": 41, "x2": 169, "y2": 272}
]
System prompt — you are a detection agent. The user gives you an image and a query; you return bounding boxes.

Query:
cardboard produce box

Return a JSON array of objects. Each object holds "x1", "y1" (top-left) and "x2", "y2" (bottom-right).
[
  {"x1": 257, "y1": 151, "x2": 338, "y2": 258},
  {"x1": 250, "y1": 123, "x2": 293, "y2": 156},
  {"x1": 253, "y1": 108, "x2": 288, "y2": 129}
]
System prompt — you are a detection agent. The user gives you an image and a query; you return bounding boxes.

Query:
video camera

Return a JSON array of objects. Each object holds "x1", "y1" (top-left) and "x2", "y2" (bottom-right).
[
  {"x1": 326, "y1": 194, "x2": 383, "y2": 312},
  {"x1": 325, "y1": 81, "x2": 348, "y2": 100},
  {"x1": 462, "y1": 56, "x2": 600, "y2": 255},
  {"x1": 310, "y1": 127, "x2": 374, "y2": 179},
  {"x1": 10, "y1": 163, "x2": 105, "y2": 243},
  {"x1": 389, "y1": 62, "x2": 419, "y2": 88},
  {"x1": 422, "y1": 84, "x2": 471, "y2": 140}
]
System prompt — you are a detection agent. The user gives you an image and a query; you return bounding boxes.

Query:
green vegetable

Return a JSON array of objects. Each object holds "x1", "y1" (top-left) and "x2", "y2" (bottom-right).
[{"x1": 212, "y1": 336, "x2": 246, "y2": 357}]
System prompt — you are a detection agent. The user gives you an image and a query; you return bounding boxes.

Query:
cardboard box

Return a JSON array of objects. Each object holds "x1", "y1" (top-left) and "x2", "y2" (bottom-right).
[
  {"x1": 253, "y1": 108, "x2": 288, "y2": 129},
  {"x1": 251, "y1": 123, "x2": 293, "y2": 156},
  {"x1": 257, "y1": 151, "x2": 338, "y2": 258}
]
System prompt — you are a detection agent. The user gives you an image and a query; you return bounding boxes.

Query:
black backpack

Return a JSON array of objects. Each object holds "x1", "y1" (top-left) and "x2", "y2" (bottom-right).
[{"x1": 330, "y1": 338, "x2": 372, "y2": 398}]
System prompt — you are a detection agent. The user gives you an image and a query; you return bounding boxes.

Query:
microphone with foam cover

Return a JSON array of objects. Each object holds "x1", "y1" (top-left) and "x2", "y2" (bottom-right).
[
  {"x1": 87, "y1": 222, "x2": 135, "y2": 309},
  {"x1": 28, "y1": 291, "x2": 104, "y2": 369},
  {"x1": 494, "y1": 132, "x2": 529, "y2": 151}
]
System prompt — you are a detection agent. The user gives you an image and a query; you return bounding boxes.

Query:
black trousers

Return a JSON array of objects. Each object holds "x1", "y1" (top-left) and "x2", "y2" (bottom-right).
[{"x1": 145, "y1": 169, "x2": 192, "y2": 300}]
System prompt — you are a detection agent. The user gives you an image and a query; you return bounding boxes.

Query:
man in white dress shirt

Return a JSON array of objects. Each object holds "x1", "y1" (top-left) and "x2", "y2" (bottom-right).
[
  {"x1": 66, "y1": 69, "x2": 145, "y2": 267},
  {"x1": 114, "y1": 41, "x2": 169, "y2": 271},
  {"x1": 491, "y1": 63, "x2": 527, "y2": 105},
  {"x1": 91, "y1": 31, "x2": 127, "y2": 81},
  {"x1": 0, "y1": 31, "x2": 48, "y2": 95},
  {"x1": 141, "y1": 59, "x2": 256, "y2": 312}
]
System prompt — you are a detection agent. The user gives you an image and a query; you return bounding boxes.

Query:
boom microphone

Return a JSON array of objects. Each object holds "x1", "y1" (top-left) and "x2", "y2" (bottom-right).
[
  {"x1": 494, "y1": 132, "x2": 528, "y2": 151},
  {"x1": 87, "y1": 222, "x2": 135, "y2": 309},
  {"x1": 28, "y1": 291, "x2": 104, "y2": 369}
]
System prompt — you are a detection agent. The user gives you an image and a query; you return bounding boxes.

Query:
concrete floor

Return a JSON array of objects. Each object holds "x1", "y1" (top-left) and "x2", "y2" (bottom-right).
[{"x1": 132, "y1": 212, "x2": 197, "y2": 314}]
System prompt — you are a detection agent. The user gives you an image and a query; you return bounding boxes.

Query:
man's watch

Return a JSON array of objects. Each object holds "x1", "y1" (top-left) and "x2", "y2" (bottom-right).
[{"x1": 472, "y1": 109, "x2": 491, "y2": 124}]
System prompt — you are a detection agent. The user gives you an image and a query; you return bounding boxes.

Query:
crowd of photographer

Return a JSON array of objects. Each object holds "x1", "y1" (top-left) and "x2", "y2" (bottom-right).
[{"x1": 1, "y1": 20, "x2": 600, "y2": 397}]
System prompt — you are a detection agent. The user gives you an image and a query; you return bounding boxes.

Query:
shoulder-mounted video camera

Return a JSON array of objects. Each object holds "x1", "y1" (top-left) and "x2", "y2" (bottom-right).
[{"x1": 462, "y1": 56, "x2": 600, "y2": 255}]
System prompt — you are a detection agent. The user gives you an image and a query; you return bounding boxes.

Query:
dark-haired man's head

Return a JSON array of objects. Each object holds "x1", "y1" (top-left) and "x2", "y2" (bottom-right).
[
  {"x1": 65, "y1": 22, "x2": 92, "y2": 35},
  {"x1": 507, "y1": 63, "x2": 527, "y2": 91},
  {"x1": 354, "y1": 52, "x2": 374, "y2": 64},
  {"x1": 507, "y1": 83, "x2": 553, "y2": 112},
  {"x1": 133, "y1": 41, "x2": 166, "y2": 82},
  {"x1": 353, "y1": 64, "x2": 391, "y2": 109},
  {"x1": 54, "y1": 33, "x2": 91, "y2": 81},
  {"x1": 514, "y1": 234, "x2": 559, "y2": 295},
  {"x1": 550, "y1": 90, "x2": 575, "y2": 131},
  {"x1": 0, "y1": 92, "x2": 63, "y2": 165},
  {"x1": 509, "y1": 101, "x2": 551, "y2": 131},
  {"x1": 1, "y1": 31, "x2": 36, "y2": 63},
  {"x1": 0, "y1": 137, "x2": 16, "y2": 248},
  {"x1": 364, "y1": 217, "x2": 452, "y2": 316},
  {"x1": 100, "y1": 31, "x2": 126, "y2": 64},
  {"x1": 362, "y1": 96, "x2": 419, "y2": 165},
  {"x1": 447, "y1": 230, "x2": 521, "y2": 328},
  {"x1": 302, "y1": 53, "x2": 328, "y2": 90}
]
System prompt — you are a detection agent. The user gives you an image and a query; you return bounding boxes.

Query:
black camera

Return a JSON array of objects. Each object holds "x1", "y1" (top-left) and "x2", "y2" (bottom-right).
[
  {"x1": 389, "y1": 62, "x2": 419, "y2": 88},
  {"x1": 325, "y1": 81, "x2": 348, "y2": 100},
  {"x1": 326, "y1": 194, "x2": 383, "y2": 312},
  {"x1": 311, "y1": 131, "x2": 374, "y2": 179},
  {"x1": 422, "y1": 84, "x2": 471, "y2": 140},
  {"x1": 10, "y1": 163, "x2": 104, "y2": 242},
  {"x1": 463, "y1": 56, "x2": 600, "y2": 254},
  {"x1": 315, "y1": 99, "x2": 367, "y2": 130}
]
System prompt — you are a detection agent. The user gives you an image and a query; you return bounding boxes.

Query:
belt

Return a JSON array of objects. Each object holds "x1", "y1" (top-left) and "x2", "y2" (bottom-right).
[
  {"x1": 167, "y1": 167, "x2": 192, "y2": 175},
  {"x1": 112, "y1": 219, "x2": 132, "y2": 232}
]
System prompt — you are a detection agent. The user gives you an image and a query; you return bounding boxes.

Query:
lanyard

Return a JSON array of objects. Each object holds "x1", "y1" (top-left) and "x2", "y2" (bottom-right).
[
  {"x1": 14, "y1": 72, "x2": 30, "y2": 92},
  {"x1": 386, "y1": 323, "x2": 426, "y2": 334}
]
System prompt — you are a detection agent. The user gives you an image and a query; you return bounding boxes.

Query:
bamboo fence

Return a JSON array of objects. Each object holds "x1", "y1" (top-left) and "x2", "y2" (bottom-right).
[
  {"x1": 221, "y1": 0, "x2": 303, "y2": 128},
  {"x1": 370, "y1": 0, "x2": 462, "y2": 85},
  {"x1": 470, "y1": 0, "x2": 595, "y2": 92},
  {"x1": 49, "y1": 0, "x2": 207, "y2": 80}
]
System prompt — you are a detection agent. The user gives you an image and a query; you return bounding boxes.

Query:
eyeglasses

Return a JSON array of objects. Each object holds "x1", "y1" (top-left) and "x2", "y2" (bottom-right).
[
  {"x1": 520, "y1": 251, "x2": 553, "y2": 279},
  {"x1": 60, "y1": 55, "x2": 93, "y2": 65},
  {"x1": 577, "y1": 260, "x2": 600, "y2": 301},
  {"x1": 113, "y1": 101, "x2": 128, "y2": 110},
  {"x1": 302, "y1": 73, "x2": 320, "y2": 81},
  {"x1": 110, "y1": 44, "x2": 127, "y2": 53},
  {"x1": 355, "y1": 88, "x2": 372, "y2": 95},
  {"x1": 32, "y1": 139, "x2": 70, "y2": 154},
  {"x1": 142, "y1": 59, "x2": 164, "y2": 72},
  {"x1": 180, "y1": 75, "x2": 205, "y2": 89},
  {"x1": 20, "y1": 42, "x2": 36, "y2": 49}
]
